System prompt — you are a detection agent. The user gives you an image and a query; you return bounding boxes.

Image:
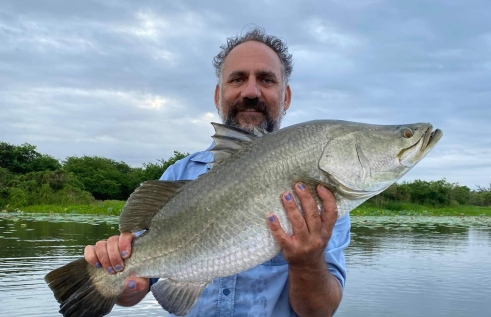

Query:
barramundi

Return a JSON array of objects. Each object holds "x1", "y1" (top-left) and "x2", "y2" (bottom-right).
[{"x1": 45, "y1": 120, "x2": 443, "y2": 316}]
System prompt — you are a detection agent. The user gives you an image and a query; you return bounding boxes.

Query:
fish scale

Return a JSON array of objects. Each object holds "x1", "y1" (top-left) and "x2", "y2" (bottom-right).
[
  {"x1": 44, "y1": 120, "x2": 442, "y2": 316},
  {"x1": 133, "y1": 127, "x2": 325, "y2": 282}
]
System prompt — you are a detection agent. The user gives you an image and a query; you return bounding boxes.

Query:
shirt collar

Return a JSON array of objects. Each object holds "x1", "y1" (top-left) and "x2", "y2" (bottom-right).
[{"x1": 189, "y1": 142, "x2": 214, "y2": 164}]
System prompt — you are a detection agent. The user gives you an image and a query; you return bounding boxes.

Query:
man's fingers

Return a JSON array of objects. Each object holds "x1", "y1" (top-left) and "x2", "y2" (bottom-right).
[
  {"x1": 119, "y1": 232, "x2": 134, "y2": 260},
  {"x1": 95, "y1": 240, "x2": 114, "y2": 274},
  {"x1": 318, "y1": 185, "x2": 338, "y2": 238},
  {"x1": 124, "y1": 277, "x2": 150, "y2": 293},
  {"x1": 267, "y1": 214, "x2": 292, "y2": 248},
  {"x1": 282, "y1": 192, "x2": 309, "y2": 241},
  {"x1": 85, "y1": 233, "x2": 133, "y2": 275},
  {"x1": 84, "y1": 245, "x2": 101, "y2": 268},
  {"x1": 295, "y1": 183, "x2": 322, "y2": 234},
  {"x1": 107, "y1": 235, "x2": 124, "y2": 273}
]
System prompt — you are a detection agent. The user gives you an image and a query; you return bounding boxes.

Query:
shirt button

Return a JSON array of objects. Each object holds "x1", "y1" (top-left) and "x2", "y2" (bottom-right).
[{"x1": 223, "y1": 289, "x2": 231, "y2": 296}]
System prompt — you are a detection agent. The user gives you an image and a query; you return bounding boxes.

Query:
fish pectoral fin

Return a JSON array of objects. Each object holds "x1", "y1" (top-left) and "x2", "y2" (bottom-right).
[
  {"x1": 119, "y1": 180, "x2": 192, "y2": 232},
  {"x1": 151, "y1": 278, "x2": 210, "y2": 316}
]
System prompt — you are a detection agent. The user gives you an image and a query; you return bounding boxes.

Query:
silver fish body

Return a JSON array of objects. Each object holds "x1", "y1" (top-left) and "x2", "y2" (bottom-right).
[{"x1": 45, "y1": 120, "x2": 442, "y2": 316}]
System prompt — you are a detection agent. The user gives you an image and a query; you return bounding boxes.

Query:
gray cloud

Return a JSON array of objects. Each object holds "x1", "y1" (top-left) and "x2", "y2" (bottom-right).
[{"x1": 0, "y1": 0, "x2": 489, "y2": 188}]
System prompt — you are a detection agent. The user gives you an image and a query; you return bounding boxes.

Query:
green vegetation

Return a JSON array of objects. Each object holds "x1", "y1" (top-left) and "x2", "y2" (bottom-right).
[
  {"x1": 367, "y1": 179, "x2": 491, "y2": 207},
  {"x1": 350, "y1": 179, "x2": 491, "y2": 216},
  {"x1": 18, "y1": 200, "x2": 126, "y2": 216},
  {"x1": 352, "y1": 202, "x2": 491, "y2": 217},
  {"x1": 5, "y1": 169, "x2": 93, "y2": 207},
  {"x1": 1, "y1": 141, "x2": 490, "y2": 216},
  {"x1": 1, "y1": 141, "x2": 188, "y2": 212},
  {"x1": 62, "y1": 152, "x2": 187, "y2": 201},
  {"x1": 0, "y1": 142, "x2": 61, "y2": 174}
]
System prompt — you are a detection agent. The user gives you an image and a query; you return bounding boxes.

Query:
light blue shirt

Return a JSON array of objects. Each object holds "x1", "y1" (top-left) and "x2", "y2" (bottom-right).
[{"x1": 156, "y1": 148, "x2": 351, "y2": 317}]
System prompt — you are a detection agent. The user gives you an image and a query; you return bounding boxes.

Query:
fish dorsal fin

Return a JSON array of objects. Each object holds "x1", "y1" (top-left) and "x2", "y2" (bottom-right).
[
  {"x1": 119, "y1": 180, "x2": 191, "y2": 232},
  {"x1": 253, "y1": 126, "x2": 268, "y2": 137},
  {"x1": 209, "y1": 122, "x2": 260, "y2": 168},
  {"x1": 151, "y1": 278, "x2": 210, "y2": 316}
]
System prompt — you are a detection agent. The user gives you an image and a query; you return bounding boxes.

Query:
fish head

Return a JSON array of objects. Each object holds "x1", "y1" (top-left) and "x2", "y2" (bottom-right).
[{"x1": 318, "y1": 121, "x2": 443, "y2": 196}]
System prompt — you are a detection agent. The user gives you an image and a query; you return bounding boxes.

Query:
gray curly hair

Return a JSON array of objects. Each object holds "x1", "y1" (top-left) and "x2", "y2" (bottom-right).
[{"x1": 213, "y1": 27, "x2": 293, "y2": 86}]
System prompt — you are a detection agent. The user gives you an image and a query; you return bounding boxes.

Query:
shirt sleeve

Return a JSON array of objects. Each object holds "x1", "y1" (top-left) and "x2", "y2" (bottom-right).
[
  {"x1": 160, "y1": 165, "x2": 177, "y2": 181},
  {"x1": 324, "y1": 214, "x2": 351, "y2": 290}
]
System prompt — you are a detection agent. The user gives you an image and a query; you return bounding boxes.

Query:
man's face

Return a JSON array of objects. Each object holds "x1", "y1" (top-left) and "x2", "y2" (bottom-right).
[{"x1": 215, "y1": 41, "x2": 291, "y2": 133}]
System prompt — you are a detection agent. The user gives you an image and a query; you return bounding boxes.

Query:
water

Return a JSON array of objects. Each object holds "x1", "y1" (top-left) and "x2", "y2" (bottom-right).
[
  {"x1": 0, "y1": 213, "x2": 163, "y2": 317},
  {"x1": 1, "y1": 213, "x2": 490, "y2": 317},
  {"x1": 338, "y1": 217, "x2": 491, "y2": 317}
]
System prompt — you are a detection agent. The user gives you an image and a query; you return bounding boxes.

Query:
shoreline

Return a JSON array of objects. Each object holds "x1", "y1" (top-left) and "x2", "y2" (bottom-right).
[
  {"x1": 2, "y1": 201, "x2": 491, "y2": 217},
  {"x1": 351, "y1": 202, "x2": 491, "y2": 217}
]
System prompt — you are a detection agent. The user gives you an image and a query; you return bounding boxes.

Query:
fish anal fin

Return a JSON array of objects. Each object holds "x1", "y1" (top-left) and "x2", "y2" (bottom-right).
[
  {"x1": 151, "y1": 278, "x2": 209, "y2": 316},
  {"x1": 119, "y1": 180, "x2": 191, "y2": 232}
]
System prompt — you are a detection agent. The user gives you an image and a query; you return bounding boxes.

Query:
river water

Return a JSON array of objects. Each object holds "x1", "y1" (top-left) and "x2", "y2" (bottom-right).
[{"x1": 1, "y1": 213, "x2": 490, "y2": 317}]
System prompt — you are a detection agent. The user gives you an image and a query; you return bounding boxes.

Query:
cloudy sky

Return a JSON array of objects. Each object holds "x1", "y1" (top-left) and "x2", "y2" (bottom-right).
[{"x1": 0, "y1": 0, "x2": 490, "y2": 188}]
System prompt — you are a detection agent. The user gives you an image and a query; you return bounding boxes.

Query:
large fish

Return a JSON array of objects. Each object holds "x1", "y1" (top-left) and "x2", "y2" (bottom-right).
[{"x1": 45, "y1": 120, "x2": 442, "y2": 316}]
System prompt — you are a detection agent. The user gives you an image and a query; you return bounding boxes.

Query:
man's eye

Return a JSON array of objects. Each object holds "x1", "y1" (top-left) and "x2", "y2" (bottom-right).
[
  {"x1": 263, "y1": 78, "x2": 273, "y2": 84},
  {"x1": 231, "y1": 78, "x2": 243, "y2": 83}
]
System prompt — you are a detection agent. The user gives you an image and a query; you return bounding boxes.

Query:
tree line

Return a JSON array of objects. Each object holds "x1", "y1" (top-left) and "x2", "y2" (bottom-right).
[
  {"x1": 0, "y1": 142, "x2": 187, "y2": 208},
  {"x1": 370, "y1": 179, "x2": 490, "y2": 208},
  {"x1": 0, "y1": 141, "x2": 490, "y2": 209}
]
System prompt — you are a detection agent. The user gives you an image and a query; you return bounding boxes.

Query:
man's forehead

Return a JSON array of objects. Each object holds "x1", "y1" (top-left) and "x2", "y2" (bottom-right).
[{"x1": 222, "y1": 41, "x2": 283, "y2": 77}]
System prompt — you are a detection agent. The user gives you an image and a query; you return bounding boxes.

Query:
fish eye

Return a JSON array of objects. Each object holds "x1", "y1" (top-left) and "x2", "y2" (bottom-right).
[{"x1": 403, "y1": 128, "x2": 414, "y2": 138}]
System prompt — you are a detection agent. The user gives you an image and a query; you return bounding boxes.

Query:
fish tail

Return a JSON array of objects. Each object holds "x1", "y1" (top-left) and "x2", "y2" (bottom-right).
[{"x1": 45, "y1": 258, "x2": 124, "y2": 317}]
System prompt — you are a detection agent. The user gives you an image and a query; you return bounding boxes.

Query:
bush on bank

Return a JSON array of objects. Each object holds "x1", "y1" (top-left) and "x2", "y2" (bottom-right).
[
  {"x1": 0, "y1": 141, "x2": 188, "y2": 210},
  {"x1": 368, "y1": 179, "x2": 491, "y2": 208},
  {"x1": 4, "y1": 170, "x2": 94, "y2": 208}
]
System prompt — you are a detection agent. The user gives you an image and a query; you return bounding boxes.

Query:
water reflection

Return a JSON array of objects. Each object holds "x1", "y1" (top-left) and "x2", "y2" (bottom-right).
[
  {"x1": 338, "y1": 216, "x2": 491, "y2": 317},
  {"x1": 1, "y1": 213, "x2": 490, "y2": 317},
  {"x1": 0, "y1": 214, "x2": 161, "y2": 317}
]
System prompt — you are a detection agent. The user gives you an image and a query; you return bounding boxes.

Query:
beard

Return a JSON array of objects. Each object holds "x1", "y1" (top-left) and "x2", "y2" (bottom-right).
[{"x1": 221, "y1": 98, "x2": 283, "y2": 133}]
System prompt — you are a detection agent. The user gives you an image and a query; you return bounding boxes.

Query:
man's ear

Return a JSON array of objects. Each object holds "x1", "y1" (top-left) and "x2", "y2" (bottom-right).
[
  {"x1": 283, "y1": 85, "x2": 291, "y2": 111},
  {"x1": 214, "y1": 84, "x2": 220, "y2": 110}
]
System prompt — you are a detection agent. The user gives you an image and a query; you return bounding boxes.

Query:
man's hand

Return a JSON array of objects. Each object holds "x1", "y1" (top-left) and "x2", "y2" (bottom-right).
[
  {"x1": 84, "y1": 233, "x2": 150, "y2": 306},
  {"x1": 267, "y1": 183, "x2": 337, "y2": 269},
  {"x1": 267, "y1": 183, "x2": 342, "y2": 317}
]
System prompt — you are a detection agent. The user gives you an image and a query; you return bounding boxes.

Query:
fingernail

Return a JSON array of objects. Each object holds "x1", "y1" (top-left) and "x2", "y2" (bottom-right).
[
  {"x1": 121, "y1": 251, "x2": 128, "y2": 258},
  {"x1": 127, "y1": 281, "x2": 136, "y2": 289},
  {"x1": 115, "y1": 265, "x2": 123, "y2": 271},
  {"x1": 285, "y1": 193, "x2": 292, "y2": 201},
  {"x1": 269, "y1": 216, "x2": 274, "y2": 223},
  {"x1": 298, "y1": 184, "x2": 306, "y2": 190},
  {"x1": 95, "y1": 262, "x2": 102, "y2": 268},
  {"x1": 108, "y1": 267, "x2": 114, "y2": 274},
  {"x1": 319, "y1": 185, "x2": 326, "y2": 191}
]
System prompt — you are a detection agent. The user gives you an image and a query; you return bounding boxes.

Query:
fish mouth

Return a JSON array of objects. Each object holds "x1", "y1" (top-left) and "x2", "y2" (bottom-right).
[
  {"x1": 399, "y1": 125, "x2": 443, "y2": 167},
  {"x1": 419, "y1": 126, "x2": 443, "y2": 156},
  {"x1": 424, "y1": 127, "x2": 443, "y2": 153}
]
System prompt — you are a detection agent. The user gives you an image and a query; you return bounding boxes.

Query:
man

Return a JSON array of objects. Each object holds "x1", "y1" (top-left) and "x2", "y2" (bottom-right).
[{"x1": 84, "y1": 28, "x2": 351, "y2": 317}]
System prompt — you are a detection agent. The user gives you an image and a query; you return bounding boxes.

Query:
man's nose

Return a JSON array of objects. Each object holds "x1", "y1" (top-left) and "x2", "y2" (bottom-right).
[{"x1": 241, "y1": 78, "x2": 261, "y2": 99}]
